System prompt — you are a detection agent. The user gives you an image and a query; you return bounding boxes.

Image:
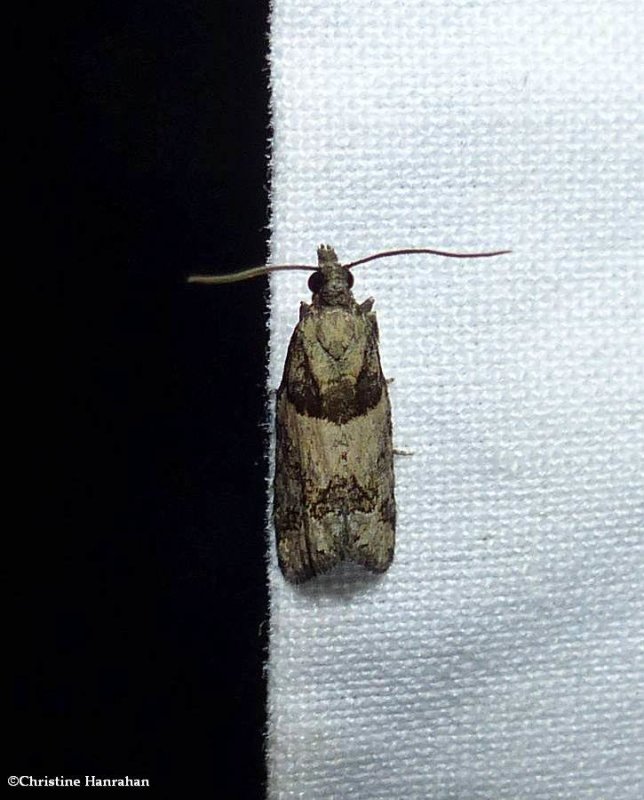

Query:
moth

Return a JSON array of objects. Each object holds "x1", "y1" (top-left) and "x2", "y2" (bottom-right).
[{"x1": 189, "y1": 243, "x2": 509, "y2": 582}]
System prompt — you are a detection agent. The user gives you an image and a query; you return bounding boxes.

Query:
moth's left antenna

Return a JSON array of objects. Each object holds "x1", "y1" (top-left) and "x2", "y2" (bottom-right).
[{"x1": 187, "y1": 263, "x2": 316, "y2": 285}]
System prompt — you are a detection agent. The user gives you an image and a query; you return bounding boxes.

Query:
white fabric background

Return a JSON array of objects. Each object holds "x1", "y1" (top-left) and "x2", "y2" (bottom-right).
[{"x1": 266, "y1": 1, "x2": 643, "y2": 797}]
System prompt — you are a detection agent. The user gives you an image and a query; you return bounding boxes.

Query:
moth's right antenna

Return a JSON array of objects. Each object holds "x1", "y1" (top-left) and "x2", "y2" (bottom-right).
[{"x1": 345, "y1": 247, "x2": 512, "y2": 270}]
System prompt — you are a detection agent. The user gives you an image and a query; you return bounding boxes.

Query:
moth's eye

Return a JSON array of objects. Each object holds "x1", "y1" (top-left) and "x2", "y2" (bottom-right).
[
  {"x1": 308, "y1": 271, "x2": 324, "y2": 294},
  {"x1": 346, "y1": 270, "x2": 354, "y2": 289}
]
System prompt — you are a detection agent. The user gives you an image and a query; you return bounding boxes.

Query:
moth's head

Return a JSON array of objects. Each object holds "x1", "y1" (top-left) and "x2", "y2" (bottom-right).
[{"x1": 308, "y1": 244, "x2": 354, "y2": 307}]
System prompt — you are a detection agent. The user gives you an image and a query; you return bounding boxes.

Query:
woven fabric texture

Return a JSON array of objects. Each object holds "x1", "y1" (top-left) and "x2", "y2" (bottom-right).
[{"x1": 267, "y1": 2, "x2": 643, "y2": 797}]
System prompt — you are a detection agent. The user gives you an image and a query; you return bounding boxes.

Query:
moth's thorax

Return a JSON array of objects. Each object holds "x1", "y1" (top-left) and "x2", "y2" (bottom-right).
[
  {"x1": 289, "y1": 299, "x2": 383, "y2": 427},
  {"x1": 315, "y1": 308, "x2": 359, "y2": 361}
]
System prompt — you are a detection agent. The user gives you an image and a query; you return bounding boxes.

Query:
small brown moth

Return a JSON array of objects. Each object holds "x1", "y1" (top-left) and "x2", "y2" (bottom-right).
[{"x1": 189, "y1": 244, "x2": 510, "y2": 582}]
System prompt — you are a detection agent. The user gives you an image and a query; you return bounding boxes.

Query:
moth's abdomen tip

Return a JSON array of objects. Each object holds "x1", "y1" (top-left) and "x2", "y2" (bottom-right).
[{"x1": 279, "y1": 563, "x2": 315, "y2": 584}]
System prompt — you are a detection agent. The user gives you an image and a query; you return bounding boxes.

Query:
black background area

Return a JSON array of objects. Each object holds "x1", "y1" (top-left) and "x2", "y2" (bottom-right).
[{"x1": 11, "y1": 2, "x2": 270, "y2": 797}]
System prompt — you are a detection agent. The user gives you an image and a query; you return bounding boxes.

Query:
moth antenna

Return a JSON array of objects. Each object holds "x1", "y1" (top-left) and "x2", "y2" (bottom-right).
[
  {"x1": 345, "y1": 247, "x2": 512, "y2": 269},
  {"x1": 187, "y1": 263, "x2": 316, "y2": 284}
]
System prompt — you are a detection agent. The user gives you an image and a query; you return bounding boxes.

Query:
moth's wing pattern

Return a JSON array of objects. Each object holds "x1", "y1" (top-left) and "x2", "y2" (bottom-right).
[
  {"x1": 273, "y1": 307, "x2": 395, "y2": 583},
  {"x1": 343, "y1": 386, "x2": 395, "y2": 572},
  {"x1": 342, "y1": 312, "x2": 395, "y2": 572},
  {"x1": 274, "y1": 387, "x2": 345, "y2": 582}
]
